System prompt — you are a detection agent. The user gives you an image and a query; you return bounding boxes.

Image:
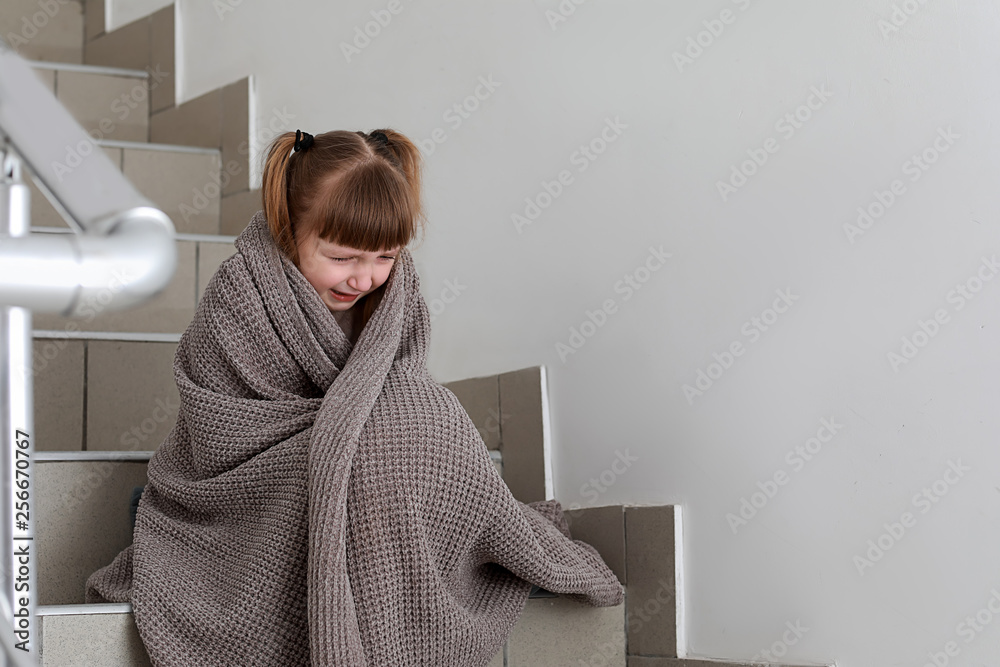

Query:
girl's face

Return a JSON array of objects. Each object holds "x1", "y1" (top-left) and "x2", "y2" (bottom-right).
[{"x1": 296, "y1": 230, "x2": 400, "y2": 312}]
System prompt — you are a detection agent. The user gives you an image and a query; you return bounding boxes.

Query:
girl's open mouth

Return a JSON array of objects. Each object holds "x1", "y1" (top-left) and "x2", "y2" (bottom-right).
[{"x1": 331, "y1": 289, "x2": 359, "y2": 302}]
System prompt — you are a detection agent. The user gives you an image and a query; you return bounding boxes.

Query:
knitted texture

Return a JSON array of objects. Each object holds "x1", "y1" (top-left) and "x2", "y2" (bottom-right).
[{"x1": 85, "y1": 211, "x2": 624, "y2": 666}]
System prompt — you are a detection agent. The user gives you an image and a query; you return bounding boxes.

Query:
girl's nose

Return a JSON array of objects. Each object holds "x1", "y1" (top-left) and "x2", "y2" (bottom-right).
[{"x1": 348, "y1": 267, "x2": 373, "y2": 292}]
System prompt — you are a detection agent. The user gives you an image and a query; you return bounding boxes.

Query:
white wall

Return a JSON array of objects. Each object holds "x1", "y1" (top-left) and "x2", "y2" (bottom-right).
[
  {"x1": 106, "y1": 0, "x2": 171, "y2": 30},
  {"x1": 159, "y1": 0, "x2": 1000, "y2": 663}
]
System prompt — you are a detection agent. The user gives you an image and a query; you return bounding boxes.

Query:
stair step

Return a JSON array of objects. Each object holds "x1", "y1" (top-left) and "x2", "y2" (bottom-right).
[
  {"x1": 0, "y1": 0, "x2": 84, "y2": 64},
  {"x1": 38, "y1": 604, "x2": 149, "y2": 667},
  {"x1": 36, "y1": 604, "x2": 827, "y2": 667},
  {"x1": 36, "y1": 459, "x2": 149, "y2": 605},
  {"x1": 30, "y1": 61, "x2": 154, "y2": 143},
  {"x1": 33, "y1": 497, "x2": 819, "y2": 666},
  {"x1": 34, "y1": 450, "x2": 502, "y2": 605},
  {"x1": 25, "y1": 139, "x2": 224, "y2": 235},
  {"x1": 32, "y1": 336, "x2": 181, "y2": 452},
  {"x1": 36, "y1": 595, "x2": 623, "y2": 667},
  {"x1": 29, "y1": 336, "x2": 511, "y2": 482},
  {"x1": 30, "y1": 61, "x2": 149, "y2": 78},
  {"x1": 628, "y1": 659, "x2": 829, "y2": 667},
  {"x1": 508, "y1": 596, "x2": 625, "y2": 666},
  {"x1": 30, "y1": 328, "x2": 529, "y2": 462}
]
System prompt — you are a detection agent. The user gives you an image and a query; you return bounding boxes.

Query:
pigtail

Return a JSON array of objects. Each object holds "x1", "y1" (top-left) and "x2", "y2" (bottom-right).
[
  {"x1": 261, "y1": 132, "x2": 300, "y2": 263},
  {"x1": 372, "y1": 128, "x2": 426, "y2": 248}
]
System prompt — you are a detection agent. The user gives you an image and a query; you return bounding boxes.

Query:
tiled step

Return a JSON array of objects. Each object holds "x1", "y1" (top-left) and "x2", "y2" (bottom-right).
[
  {"x1": 31, "y1": 324, "x2": 539, "y2": 468},
  {"x1": 36, "y1": 595, "x2": 624, "y2": 667},
  {"x1": 34, "y1": 499, "x2": 822, "y2": 666},
  {"x1": 508, "y1": 596, "x2": 625, "y2": 665},
  {"x1": 0, "y1": 0, "x2": 84, "y2": 64},
  {"x1": 36, "y1": 458, "x2": 149, "y2": 606},
  {"x1": 33, "y1": 336, "x2": 181, "y2": 453},
  {"x1": 25, "y1": 140, "x2": 225, "y2": 235},
  {"x1": 38, "y1": 604, "x2": 150, "y2": 667},
  {"x1": 31, "y1": 368, "x2": 545, "y2": 601},
  {"x1": 31, "y1": 502, "x2": 686, "y2": 666},
  {"x1": 31, "y1": 61, "x2": 154, "y2": 142},
  {"x1": 35, "y1": 502, "x2": 630, "y2": 664},
  {"x1": 33, "y1": 451, "x2": 501, "y2": 606},
  {"x1": 629, "y1": 660, "x2": 829, "y2": 667},
  {"x1": 29, "y1": 337, "x2": 537, "y2": 456},
  {"x1": 37, "y1": 602, "x2": 828, "y2": 667},
  {"x1": 445, "y1": 367, "x2": 552, "y2": 503},
  {"x1": 30, "y1": 230, "x2": 235, "y2": 339}
]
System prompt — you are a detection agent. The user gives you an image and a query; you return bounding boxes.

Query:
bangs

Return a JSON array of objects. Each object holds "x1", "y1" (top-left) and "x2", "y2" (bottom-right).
[{"x1": 309, "y1": 159, "x2": 415, "y2": 252}]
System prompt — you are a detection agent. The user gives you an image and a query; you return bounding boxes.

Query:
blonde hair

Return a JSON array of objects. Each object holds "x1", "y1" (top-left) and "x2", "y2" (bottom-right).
[{"x1": 261, "y1": 129, "x2": 426, "y2": 328}]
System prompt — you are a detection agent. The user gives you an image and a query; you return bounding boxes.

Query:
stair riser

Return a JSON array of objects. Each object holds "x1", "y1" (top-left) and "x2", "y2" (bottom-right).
[
  {"x1": 33, "y1": 66, "x2": 156, "y2": 143},
  {"x1": 28, "y1": 142, "x2": 224, "y2": 235},
  {"x1": 38, "y1": 597, "x2": 627, "y2": 667},
  {"x1": 32, "y1": 346, "x2": 534, "y2": 465},
  {"x1": 40, "y1": 611, "x2": 151, "y2": 666},
  {"x1": 36, "y1": 461, "x2": 148, "y2": 606},
  {"x1": 0, "y1": 0, "x2": 84, "y2": 63}
]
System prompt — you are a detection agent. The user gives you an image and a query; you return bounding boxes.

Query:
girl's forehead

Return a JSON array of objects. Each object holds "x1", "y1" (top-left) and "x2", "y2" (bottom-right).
[{"x1": 316, "y1": 237, "x2": 400, "y2": 254}]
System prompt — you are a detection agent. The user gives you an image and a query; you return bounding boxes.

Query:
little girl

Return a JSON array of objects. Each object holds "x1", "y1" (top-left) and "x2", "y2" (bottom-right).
[
  {"x1": 88, "y1": 127, "x2": 623, "y2": 666},
  {"x1": 261, "y1": 128, "x2": 423, "y2": 344}
]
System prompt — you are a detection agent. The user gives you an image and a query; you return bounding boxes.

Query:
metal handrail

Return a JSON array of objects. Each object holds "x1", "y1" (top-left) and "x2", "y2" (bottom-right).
[{"x1": 0, "y1": 35, "x2": 177, "y2": 664}]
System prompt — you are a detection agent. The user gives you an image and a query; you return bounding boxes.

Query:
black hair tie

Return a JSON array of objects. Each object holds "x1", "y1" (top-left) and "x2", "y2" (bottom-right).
[
  {"x1": 370, "y1": 131, "x2": 389, "y2": 146},
  {"x1": 294, "y1": 129, "x2": 314, "y2": 152}
]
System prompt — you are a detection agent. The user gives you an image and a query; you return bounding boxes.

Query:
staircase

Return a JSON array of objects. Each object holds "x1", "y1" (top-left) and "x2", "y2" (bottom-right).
[{"x1": 2, "y1": 1, "x2": 835, "y2": 665}]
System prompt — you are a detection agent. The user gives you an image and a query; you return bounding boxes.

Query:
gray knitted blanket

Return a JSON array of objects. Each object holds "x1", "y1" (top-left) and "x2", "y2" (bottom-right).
[{"x1": 85, "y1": 211, "x2": 623, "y2": 666}]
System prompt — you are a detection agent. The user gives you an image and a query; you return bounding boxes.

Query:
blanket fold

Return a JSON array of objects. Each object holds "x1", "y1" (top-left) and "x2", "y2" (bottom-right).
[{"x1": 86, "y1": 211, "x2": 623, "y2": 666}]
